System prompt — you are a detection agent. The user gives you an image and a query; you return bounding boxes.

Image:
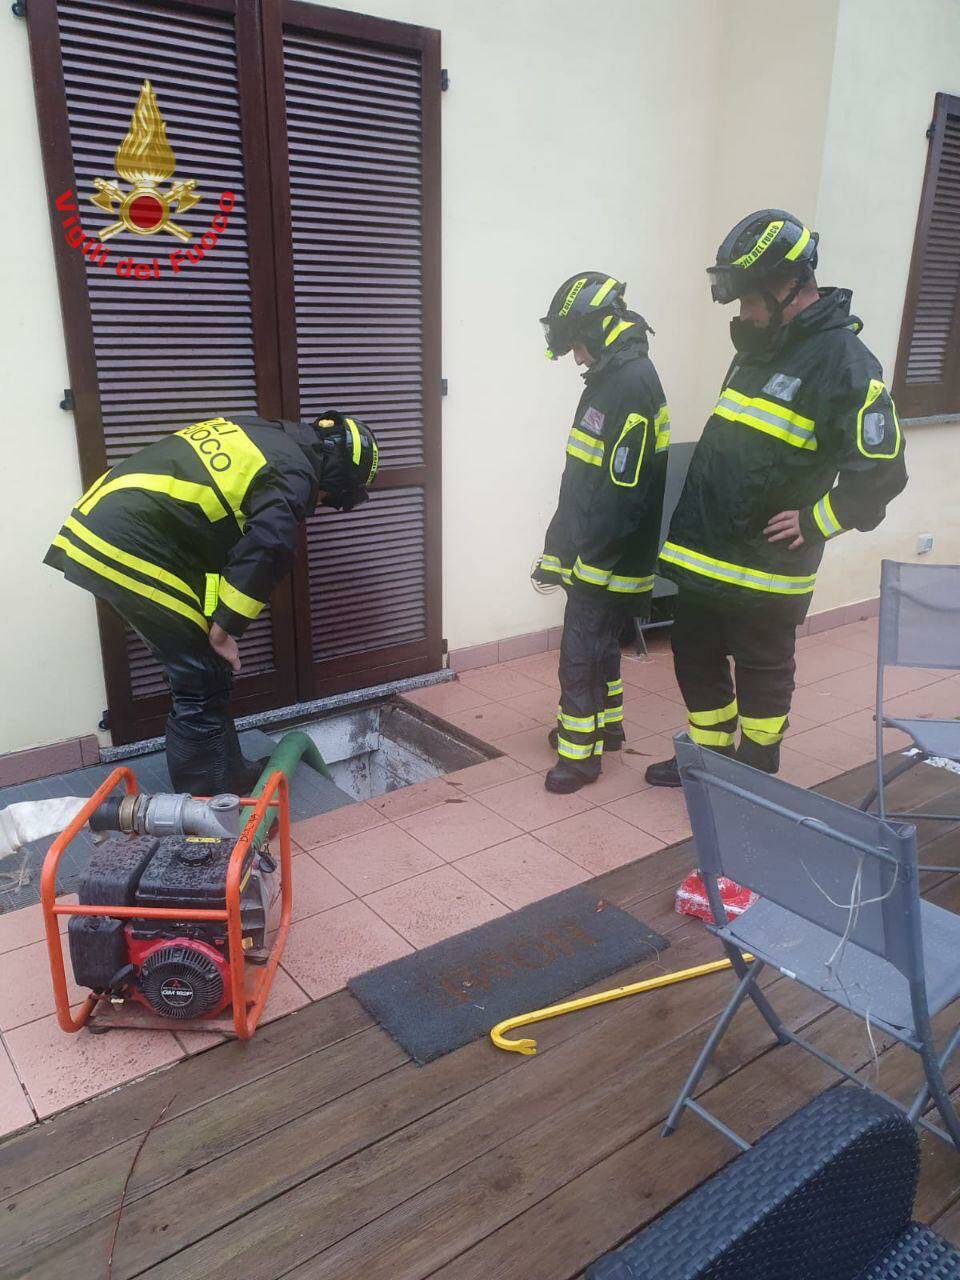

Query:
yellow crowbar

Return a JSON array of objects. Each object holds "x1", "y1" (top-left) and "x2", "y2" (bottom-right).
[{"x1": 489, "y1": 953, "x2": 754, "y2": 1055}]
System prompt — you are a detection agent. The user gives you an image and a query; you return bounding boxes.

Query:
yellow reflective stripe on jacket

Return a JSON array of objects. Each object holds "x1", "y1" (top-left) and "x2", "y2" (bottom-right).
[
  {"x1": 78, "y1": 470, "x2": 109, "y2": 507},
  {"x1": 590, "y1": 276, "x2": 617, "y2": 307},
  {"x1": 573, "y1": 557, "x2": 611, "y2": 587},
  {"x1": 51, "y1": 534, "x2": 208, "y2": 631},
  {"x1": 689, "y1": 725, "x2": 736, "y2": 748},
  {"x1": 660, "y1": 541, "x2": 817, "y2": 596},
  {"x1": 609, "y1": 413, "x2": 647, "y2": 488},
  {"x1": 654, "y1": 404, "x2": 671, "y2": 453},
  {"x1": 812, "y1": 493, "x2": 843, "y2": 539},
  {"x1": 566, "y1": 428, "x2": 604, "y2": 467},
  {"x1": 607, "y1": 574, "x2": 654, "y2": 594},
  {"x1": 714, "y1": 388, "x2": 817, "y2": 451},
  {"x1": 558, "y1": 709, "x2": 596, "y2": 733},
  {"x1": 740, "y1": 713, "x2": 788, "y2": 746},
  {"x1": 204, "y1": 573, "x2": 220, "y2": 616},
  {"x1": 175, "y1": 418, "x2": 267, "y2": 530},
  {"x1": 688, "y1": 699, "x2": 738, "y2": 727},
  {"x1": 62, "y1": 515, "x2": 202, "y2": 607},
  {"x1": 539, "y1": 554, "x2": 563, "y2": 574},
  {"x1": 78, "y1": 473, "x2": 229, "y2": 522},
  {"x1": 856, "y1": 379, "x2": 901, "y2": 459},
  {"x1": 604, "y1": 319, "x2": 634, "y2": 347},
  {"x1": 219, "y1": 578, "x2": 266, "y2": 621}
]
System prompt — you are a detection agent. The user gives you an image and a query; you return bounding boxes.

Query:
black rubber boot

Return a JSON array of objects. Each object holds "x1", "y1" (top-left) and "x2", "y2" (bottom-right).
[
  {"x1": 735, "y1": 737, "x2": 782, "y2": 774},
  {"x1": 223, "y1": 722, "x2": 270, "y2": 795},
  {"x1": 548, "y1": 727, "x2": 623, "y2": 753},
  {"x1": 644, "y1": 756, "x2": 682, "y2": 788},
  {"x1": 164, "y1": 717, "x2": 267, "y2": 796},
  {"x1": 544, "y1": 759, "x2": 601, "y2": 794}
]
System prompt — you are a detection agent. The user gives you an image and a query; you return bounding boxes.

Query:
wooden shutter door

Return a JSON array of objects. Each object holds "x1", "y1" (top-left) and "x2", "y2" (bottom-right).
[
  {"x1": 27, "y1": 0, "x2": 298, "y2": 743},
  {"x1": 263, "y1": 1, "x2": 442, "y2": 698},
  {"x1": 894, "y1": 92, "x2": 960, "y2": 418}
]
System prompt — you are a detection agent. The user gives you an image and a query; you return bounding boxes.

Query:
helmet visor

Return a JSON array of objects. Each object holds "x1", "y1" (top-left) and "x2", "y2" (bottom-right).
[
  {"x1": 707, "y1": 265, "x2": 741, "y2": 305},
  {"x1": 540, "y1": 316, "x2": 570, "y2": 360}
]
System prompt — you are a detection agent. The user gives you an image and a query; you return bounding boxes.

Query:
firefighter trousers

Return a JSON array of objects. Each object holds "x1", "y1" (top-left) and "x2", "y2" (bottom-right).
[
  {"x1": 556, "y1": 589, "x2": 627, "y2": 772},
  {"x1": 670, "y1": 591, "x2": 798, "y2": 772}
]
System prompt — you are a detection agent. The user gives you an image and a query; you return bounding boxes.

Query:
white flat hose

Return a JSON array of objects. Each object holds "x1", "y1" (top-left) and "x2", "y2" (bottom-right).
[{"x1": 0, "y1": 797, "x2": 89, "y2": 859}]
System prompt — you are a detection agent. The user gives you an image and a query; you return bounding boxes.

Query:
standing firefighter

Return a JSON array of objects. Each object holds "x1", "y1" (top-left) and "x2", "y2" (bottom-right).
[
  {"x1": 45, "y1": 412, "x2": 378, "y2": 795},
  {"x1": 647, "y1": 209, "x2": 907, "y2": 787},
  {"x1": 534, "y1": 273, "x2": 669, "y2": 794}
]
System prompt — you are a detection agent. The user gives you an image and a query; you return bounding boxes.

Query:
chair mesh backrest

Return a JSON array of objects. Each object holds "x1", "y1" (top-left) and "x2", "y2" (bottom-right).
[
  {"x1": 878, "y1": 559, "x2": 960, "y2": 670},
  {"x1": 675, "y1": 737, "x2": 921, "y2": 978}
]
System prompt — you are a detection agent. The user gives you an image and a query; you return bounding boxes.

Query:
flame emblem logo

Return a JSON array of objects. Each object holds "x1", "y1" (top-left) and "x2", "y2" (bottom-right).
[{"x1": 90, "y1": 80, "x2": 200, "y2": 242}]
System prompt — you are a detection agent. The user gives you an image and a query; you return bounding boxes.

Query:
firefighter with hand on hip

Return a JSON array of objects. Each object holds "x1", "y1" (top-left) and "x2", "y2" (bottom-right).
[{"x1": 647, "y1": 209, "x2": 907, "y2": 787}]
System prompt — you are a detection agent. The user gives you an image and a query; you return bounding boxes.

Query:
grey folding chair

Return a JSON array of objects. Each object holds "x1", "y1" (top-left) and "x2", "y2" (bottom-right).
[
  {"x1": 663, "y1": 734, "x2": 960, "y2": 1153},
  {"x1": 860, "y1": 559, "x2": 960, "y2": 823}
]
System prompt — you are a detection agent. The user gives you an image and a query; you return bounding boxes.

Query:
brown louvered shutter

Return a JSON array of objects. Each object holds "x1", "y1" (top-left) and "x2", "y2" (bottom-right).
[
  {"x1": 893, "y1": 92, "x2": 960, "y2": 419},
  {"x1": 27, "y1": 0, "x2": 299, "y2": 742},
  {"x1": 264, "y1": 2, "x2": 442, "y2": 698}
]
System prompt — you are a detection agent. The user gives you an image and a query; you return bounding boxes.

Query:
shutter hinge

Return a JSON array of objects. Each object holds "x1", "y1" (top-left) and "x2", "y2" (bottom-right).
[
  {"x1": 441, "y1": 377, "x2": 448, "y2": 396},
  {"x1": 927, "y1": 119, "x2": 936, "y2": 140},
  {"x1": 440, "y1": 67, "x2": 449, "y2": 92},
  {"x1": 60, "y1": 388, "x2": 74, "y2": 411},
  {"x1": 98, "y1": 709, "x2": 111, "y2": 731},
  {"x1": 11, "y1": 1, "x2": 26, "y2": 16}
]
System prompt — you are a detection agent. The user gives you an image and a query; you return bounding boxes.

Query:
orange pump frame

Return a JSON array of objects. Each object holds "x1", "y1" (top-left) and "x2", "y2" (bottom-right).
[{"x1": 40, "y1": 766, "x2": 292, "y2": 1040}]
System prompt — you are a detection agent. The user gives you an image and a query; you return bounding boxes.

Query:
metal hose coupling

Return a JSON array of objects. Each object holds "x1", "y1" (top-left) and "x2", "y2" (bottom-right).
[{"x1": 88, "y1": 792, "x2": 243, "y2": 841}]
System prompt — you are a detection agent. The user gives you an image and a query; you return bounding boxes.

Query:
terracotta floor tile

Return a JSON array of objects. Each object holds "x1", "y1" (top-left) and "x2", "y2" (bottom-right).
[
  {"x1": 604, "y1": 787, "x2": 693, "y2": 844},
  {"x1": 621, "y1": 692, "x2": 689, "y2": 735},
  {"x1": 396, "y1": 796, "x2": 522, "y2": 861},
  {"x1": 365, "y1": 865, "x2": 508, "y2": 948},
  {"x1": 502, "y1": 652, "x2": 561, "y2": 688},
  {"x1": 787, "y1": 684, "x2": 864, "y2": 726},
  {"x1": 174, "y1": 1028, "x2": 227, "y2": 1056},
  {"x1": 366, "y1": 776, "x2": 465, "y2": 821},
  {"x1": 456, "y1": 834, "x2": 588, "y2": 908},
  {"x1": 884, "y1": 679, "x2": 960, "y2": 720},
  {"x1": 5, "y1": 1012, "x2": 183, "y2": 1119},
  {"x1": 283, "y1": 900, "x2": 413, "y2": 999},
  {"x1": 492, "y1": 726, "x2": 557, "y2": 773},
  {"x1": 787, "y1": 724, "x2": 877, "y2": 770},
  {"x1": 258, "y1": 966, "x2": 312, "y2": 1025},
  {"x1": 442, "y1": 757, "x2": 532, "y2": 793},
  {"x1": 292, "y1": 802, "x2": 386, "y2": 852},
  {"x1": 584, "y1": 755, "x2": 651, "y2": 804},
  {"x1": 830, "y1": 708, "x2": 911, "y2": 752},
  {"x1": 456, "y1": 665, "x2": 548, "y2": 701},
  {"x1": 312, "y1": 823, "x2": 442, "y2": 895},
  {"x1": 290, "y1": 853, "x2": 354, "y2": 922},
  {"x1": 808, "y1": 665, "x2": 944, "y2": 710},
  {"x1": 498, "y1": 686, "x2": 561, "y2": 725},
  {"x1": 777, "y1": 747, "x2": 842, "y2": 789},
  {"x1": 536, "y1": 807, "x2": 666, "y2": 875},
  {"x1": 619, "y1": 732, "x2": 681, "y2": 772},
  {"x1": 793, "y1": 642, "x2": 872, "y2": 687},
  {"x1": 400, "y1": 680, "x2": 492, "y2": 716},
  {"x1": 442, "y1": 703, "x2": 541, "y2": 743},
  {"x1": 0, "y1": 894, "x2": 76, "y2": 955},
  {"x1": 619, "y1": 657, "x2": 683, "y2": 697},
  {"x1": 473, "y1": 773, "x2": 593, "y2": 831},
  {"x1": 0, "y1": 1042, "x2": 33, "y2": 1135},
  {"x1": 0, "y1": 938, "x2": 85, "y2": 1032}
]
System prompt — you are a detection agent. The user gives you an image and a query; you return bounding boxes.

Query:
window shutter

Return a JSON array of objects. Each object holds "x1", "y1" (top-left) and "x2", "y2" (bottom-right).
[
  {"x1": 893, "y1": 92, "x2": 960, "y2": 419},
  {"x1": 27, "y1": 0, "x2": 298, "y2": 742},
  {"x1": 264, "y1": 2, "x2": 442, "y2": 698}
]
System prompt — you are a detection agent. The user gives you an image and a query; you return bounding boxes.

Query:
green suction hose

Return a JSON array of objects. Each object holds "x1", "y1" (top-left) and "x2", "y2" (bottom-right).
[{"x1": 248, "y1": 730, "x2": 332, "y2": 848}]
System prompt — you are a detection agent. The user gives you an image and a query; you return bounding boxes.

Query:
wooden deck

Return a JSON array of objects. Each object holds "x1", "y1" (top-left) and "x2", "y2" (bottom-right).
[{"x1": 4, "y1": 758, "x2": 960, "y2": 1280}]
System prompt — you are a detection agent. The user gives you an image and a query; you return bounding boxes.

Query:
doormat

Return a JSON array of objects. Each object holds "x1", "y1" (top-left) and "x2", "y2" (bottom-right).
[{"x1": 348, "y1": 885, "x2": 668, "y2": 1064}]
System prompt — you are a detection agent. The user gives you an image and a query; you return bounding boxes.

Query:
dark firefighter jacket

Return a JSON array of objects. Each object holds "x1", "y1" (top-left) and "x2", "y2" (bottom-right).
[
  {"x1": 660, "y1": 288, "x2": 908, "y2": 620},
  {"x1": 533, "y1": 316, "x2": 669, "y2": 610},
  {"x1": 44, "y1": 415, "x2": 322, "y2": 639}
]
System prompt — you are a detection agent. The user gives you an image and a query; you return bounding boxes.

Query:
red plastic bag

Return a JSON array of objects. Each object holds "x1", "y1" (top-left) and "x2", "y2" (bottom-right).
[{"x1": 675, "y1": 869, "x2": 757, "y2": 922}]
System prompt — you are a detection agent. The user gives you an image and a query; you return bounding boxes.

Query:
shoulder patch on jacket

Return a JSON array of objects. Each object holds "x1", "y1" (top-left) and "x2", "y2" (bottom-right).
[
  {"x1": 579, "y1": 406, "x2": 605, "y2": 436},
  {"x1": 856, "y1": 380, "x2": 901, "y2": 459},
  {"x1": 762, "y1": 372, "x2": 802, "y2": 402}
]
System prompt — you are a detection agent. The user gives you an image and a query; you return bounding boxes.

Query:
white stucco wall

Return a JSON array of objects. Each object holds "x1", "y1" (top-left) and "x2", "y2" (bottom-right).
[{"x1": 3, "y1": 0, "x2": 959, "y2": 756}]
